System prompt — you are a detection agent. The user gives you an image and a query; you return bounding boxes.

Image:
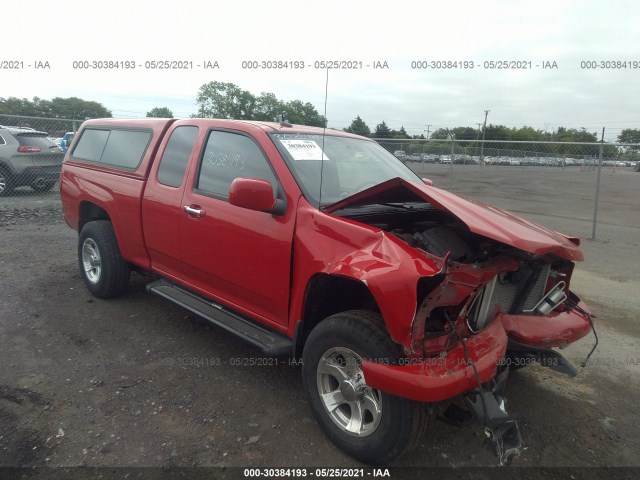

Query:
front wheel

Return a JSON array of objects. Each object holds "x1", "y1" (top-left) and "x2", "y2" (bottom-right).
[
  {"x1": 78, "y1": 221, "x2": 130, "y2": 298},
  {"x1": 302, "y1": 311, "x2": 428, "y2": 465}
]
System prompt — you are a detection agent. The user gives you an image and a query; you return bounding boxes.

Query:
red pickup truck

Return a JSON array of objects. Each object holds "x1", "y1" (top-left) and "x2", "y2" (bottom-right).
[{"x1": 60, "y1": 118, "x2": 595, "y2": 465}]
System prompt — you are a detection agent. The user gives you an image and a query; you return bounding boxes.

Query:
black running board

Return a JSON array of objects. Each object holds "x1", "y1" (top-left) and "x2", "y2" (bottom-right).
[{"x1": 147, "y1": 279, "x2": 293, "y2": 356}]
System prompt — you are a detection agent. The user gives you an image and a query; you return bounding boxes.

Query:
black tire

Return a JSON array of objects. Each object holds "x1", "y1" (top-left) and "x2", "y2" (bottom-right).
[
  {"x1": 32, "y1": 181, "x2": 55, "y2": 193},
  {"x1": 302, "y1": 310, "x2": 428, "y2": 465},
  {"x1": 78, "y1": 221, "x2": 130, "y2": 298},
  {"x1": 0, "y1": 167, "x2": 15, "y2": 197}
]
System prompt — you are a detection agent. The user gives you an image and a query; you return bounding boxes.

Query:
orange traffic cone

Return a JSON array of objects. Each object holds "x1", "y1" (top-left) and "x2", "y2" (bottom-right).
[
  {"x1": 580, "y1": 165, "x2": 584, "y2": 172},
  {"x1": 612, "y1": 165, "x2": 617, "y2": 173}
]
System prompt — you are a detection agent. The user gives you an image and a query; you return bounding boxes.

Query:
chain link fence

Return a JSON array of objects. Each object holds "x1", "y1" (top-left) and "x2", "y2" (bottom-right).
[
  {"x1": 0, "y1": 114, "x2": 82, "y2": 199},
  {"x1": 377, "y1": 138, "x2": 640, "y2": 244},
  {"x1": 1, "y1": 114, "x2": 638, "y2": 245}
]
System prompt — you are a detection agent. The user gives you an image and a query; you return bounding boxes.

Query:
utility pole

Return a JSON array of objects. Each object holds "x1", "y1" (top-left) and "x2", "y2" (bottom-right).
[
  {"x1": 475, "y1": 123, "x2": 482, "y2": 159},
  {"x1": 592, "y1": 127, "x2": 605, "y2": 240},
  {"x1": 420, "y1": 125, "x2": 432, "y2": 161},
  {"x1": 479, "y1": 110, "x2": 490, "y2": 165},
  {"x1": 447, "y1": 128, "x2": 455, "y2": 190}
]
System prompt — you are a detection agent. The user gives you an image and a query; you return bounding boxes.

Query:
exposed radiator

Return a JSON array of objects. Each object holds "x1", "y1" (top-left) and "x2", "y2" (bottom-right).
[{"x1": 469, "y1": 264, "x2": 551, "y2": 331}]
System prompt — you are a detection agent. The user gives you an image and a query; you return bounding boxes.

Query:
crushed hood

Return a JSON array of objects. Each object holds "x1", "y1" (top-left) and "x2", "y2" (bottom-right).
[{"x1": 325, "y1": 178, "x2": 583, "y2": 261}]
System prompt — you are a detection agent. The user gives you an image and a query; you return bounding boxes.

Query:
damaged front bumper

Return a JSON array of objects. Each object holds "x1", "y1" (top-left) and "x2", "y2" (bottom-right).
[
  {"x1": 361, "y1": 317, "x2": 507, "y2": 402},
  {"x1": 361, "y1": 300, "x2": 595, "y2": 465},
  {"x1": 362, "y1": 298, "x2": 592, "y2": 402},
  {"x1": 362, "y1": 317, "x2": 524, "y2": 465}
]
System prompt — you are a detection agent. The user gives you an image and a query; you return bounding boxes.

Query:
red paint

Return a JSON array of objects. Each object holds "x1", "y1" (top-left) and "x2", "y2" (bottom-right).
[
  {"x1": 288, "y1": 199, "x2": 444, "y2": 344},
  {"x1": 362, "y1": 318, "x2": 507, "y2": 402},
  {"x1": 325, "y1": 177, "x2": 583, "y2": 261},
  {"x1": 499, "y1": 300, "x2": 592, "y2": 348},
  {"x1": 61, "y1": 118, "x2": 595, "y2": 405},
  {"x1": 229, "y1": 178, "x2": 277, "y2": 212}
]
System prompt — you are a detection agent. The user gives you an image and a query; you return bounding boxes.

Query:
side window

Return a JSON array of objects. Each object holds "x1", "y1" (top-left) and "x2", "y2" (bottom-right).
[
  {"x1": 72, "y1": 128, "x2": 151, "y2": 169},
  {"x1": 157, "y1": 126, "x2": 199, "y2": 187},
  {"x1": 72, "y1": 129, "x2": 109, "y2": 162},
  {"x1": 197, "y1": 131, "x2": 278, "y2": 198}
]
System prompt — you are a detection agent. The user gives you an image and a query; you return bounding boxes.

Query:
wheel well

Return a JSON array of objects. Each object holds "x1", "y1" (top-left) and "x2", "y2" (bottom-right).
[
  {"x1": 79, "y1": 202, "x2": 110, "y2": 232},
  {"x1": 295, "y1": 274, "x2": 381, "y2": 357}
]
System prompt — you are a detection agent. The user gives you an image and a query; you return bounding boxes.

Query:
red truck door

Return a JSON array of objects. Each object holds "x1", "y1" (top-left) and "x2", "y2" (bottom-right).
[
  {"x1": 142, "y1": 125, "x2": 200, "y2": 281},
  {"x1": 178, "y1": 129, "x2": 295, "y2": 329}
]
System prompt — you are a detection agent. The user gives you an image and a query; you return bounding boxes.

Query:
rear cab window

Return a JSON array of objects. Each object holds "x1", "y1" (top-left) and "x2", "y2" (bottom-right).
[
  {"x1": 71, "y1": 128, "x2": 152, "y2": 170},
  {"x1": 157, "y1": 126, "x2": 199, "y2": 188}
]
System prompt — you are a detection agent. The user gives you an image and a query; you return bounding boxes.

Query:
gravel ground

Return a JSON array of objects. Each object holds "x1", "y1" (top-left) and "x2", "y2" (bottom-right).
[{"x1": 1, "y1": 166, "x2": 639, "y2": 478}]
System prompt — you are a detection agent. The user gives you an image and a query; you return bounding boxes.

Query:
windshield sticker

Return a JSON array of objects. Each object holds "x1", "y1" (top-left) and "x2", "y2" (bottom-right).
[{"x1": 280, "y1": 140, "x2": 330, "y2": 161}]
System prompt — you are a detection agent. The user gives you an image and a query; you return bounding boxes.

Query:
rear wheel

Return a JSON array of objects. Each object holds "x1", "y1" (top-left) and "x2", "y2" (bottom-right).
[
  {"x1": 0, "y1": 168, "x2": 15, "y2": 197},
  {"x1": 78, "y1": 221, "x2": 130, "y2": 298},
  {"x1": 302, "y1": 310, "x2": 428, "y2": 465}
]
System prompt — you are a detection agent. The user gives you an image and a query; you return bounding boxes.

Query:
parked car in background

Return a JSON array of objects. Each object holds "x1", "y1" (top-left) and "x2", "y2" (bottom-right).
[
  {"x1": 453, "y1": 155, "x2": 471, "y2": 165},
  {"x1": 0, "y1": 126, "x2": 65, "y2": 196},
  {"x1": 421, "y1": 154, "x2": 439, "y2": 163},
  {"x1": 60, "y1": 132, "x2": 76, "y2": 154},
  {"x1": 393, "y1": 150, "x2": 406, "y2": 160}
]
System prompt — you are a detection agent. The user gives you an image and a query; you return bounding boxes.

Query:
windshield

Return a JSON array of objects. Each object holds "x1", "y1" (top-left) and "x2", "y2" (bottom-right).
[{"x1": 270, "y1": 133, "x2": 421, "y2": 206}]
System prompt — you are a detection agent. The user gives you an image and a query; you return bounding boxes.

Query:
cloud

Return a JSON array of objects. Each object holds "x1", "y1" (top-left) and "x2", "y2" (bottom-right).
[{"x1": 5, "y1": 0, "x2": 640, "y2": 141}]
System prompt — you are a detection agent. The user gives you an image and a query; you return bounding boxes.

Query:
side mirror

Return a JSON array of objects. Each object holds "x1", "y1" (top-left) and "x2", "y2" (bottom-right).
[
  {"x1": 422, "y1": 178, "x2": 434, "y2": 186},
  {"x1": 229, "y1": 178, "x2": 285, "y2": 215}
]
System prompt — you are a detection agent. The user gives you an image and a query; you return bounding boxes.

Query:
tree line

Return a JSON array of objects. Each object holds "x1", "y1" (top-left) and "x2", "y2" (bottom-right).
[
  {"x1": 2, "y1": 86, "x2": 639, "y2": 159},
  {"x1": 346, "y1": 117, "x2": 639, "y2": 158}
]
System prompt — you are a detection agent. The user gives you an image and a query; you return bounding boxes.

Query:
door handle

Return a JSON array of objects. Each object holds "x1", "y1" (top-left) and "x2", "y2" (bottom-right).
[{"x1": 183, "y1": 205, "x2": 205, "y2": 217}]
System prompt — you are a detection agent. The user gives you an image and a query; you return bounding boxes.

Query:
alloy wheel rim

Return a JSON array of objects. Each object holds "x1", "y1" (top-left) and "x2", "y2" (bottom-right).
[
  {"x1": 82, "y1": 239, "x2": 102, "y2": 284},
  {"x1": 316, "y1": 346, "x2": 382, "y2": 437}
]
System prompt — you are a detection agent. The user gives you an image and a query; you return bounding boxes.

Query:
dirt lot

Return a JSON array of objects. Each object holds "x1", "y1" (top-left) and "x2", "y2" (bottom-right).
[{"x1": 1, "y1": 166, "x2": 639, "y2": 477}]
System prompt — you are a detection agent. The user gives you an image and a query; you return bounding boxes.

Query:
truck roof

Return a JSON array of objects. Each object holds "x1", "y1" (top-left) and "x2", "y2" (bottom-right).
[{"x1": 77, "y1": 118, "x2": 369, "y2": 141}]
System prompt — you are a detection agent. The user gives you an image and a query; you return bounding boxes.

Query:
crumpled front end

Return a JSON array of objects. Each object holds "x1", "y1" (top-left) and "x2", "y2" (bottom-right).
[
  {"x1": 362, "y1": 251, "x2": 594, "y2": 401},
  {"x1": 360, "y1": 236, "x2": 594, "y2": 465},
  {"x1": 323, "y1": 179, "x2": 596, "y2": 464}
]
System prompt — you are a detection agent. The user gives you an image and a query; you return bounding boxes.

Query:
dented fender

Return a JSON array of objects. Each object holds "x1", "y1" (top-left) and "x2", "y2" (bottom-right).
[{"x1": 288, "y1": 201, "x2": 440, "y2": 344}]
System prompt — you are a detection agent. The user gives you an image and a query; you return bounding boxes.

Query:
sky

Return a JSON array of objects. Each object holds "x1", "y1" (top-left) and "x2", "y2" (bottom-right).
[{"x1": 4, "y1": 0, "x2": 640, "y2": 141}]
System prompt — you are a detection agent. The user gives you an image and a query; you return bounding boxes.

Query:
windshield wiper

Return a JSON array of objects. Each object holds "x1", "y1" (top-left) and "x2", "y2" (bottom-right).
[{"x1": 378, "y1": 202, "x2": 415, "y2": 210}]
